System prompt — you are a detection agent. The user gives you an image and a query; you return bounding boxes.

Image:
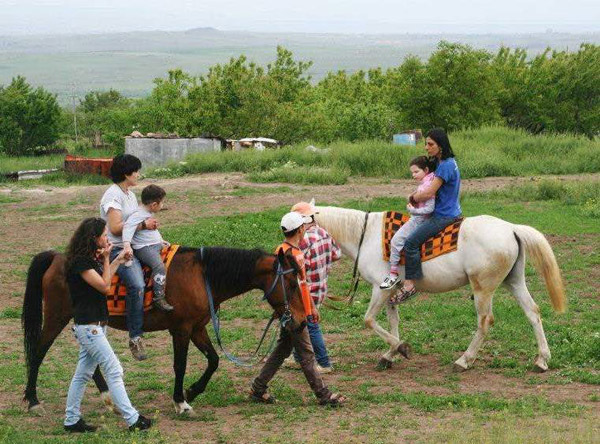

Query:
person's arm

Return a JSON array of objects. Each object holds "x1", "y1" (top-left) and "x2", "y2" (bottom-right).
[
  {"x1": 80, "y1": 247, "x2": 127, "y2": 295},
  {"x1": 412, "y1": 177, "x2": 443, "y2": 203},
  {"x1": 106, "y1": 208, "x2": 125, "y2": 236},
  {"x1": 329, "y1": 236, "x2": 342, "y2": 262},
  {"x1": 409, "y1": 197, "x2": 435, "y2": 215}
]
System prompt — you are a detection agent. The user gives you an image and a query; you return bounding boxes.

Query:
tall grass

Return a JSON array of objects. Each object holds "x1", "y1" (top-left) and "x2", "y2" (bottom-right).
[{"x1": 149, "y1": 126, "x2": 600, "y2": 184}]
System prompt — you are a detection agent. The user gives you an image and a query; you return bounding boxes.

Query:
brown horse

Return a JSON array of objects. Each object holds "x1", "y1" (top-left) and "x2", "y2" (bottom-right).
[{"x1": 22, "y1": 246, "x2": 305, "y2": 415}]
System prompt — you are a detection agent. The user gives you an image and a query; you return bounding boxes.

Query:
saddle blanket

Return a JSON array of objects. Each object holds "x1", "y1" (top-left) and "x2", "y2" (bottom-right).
[
  {"x1": 107, "y1": 244, "x2": 180, "y2": 316},
  {"x1": 382, "y1": 212, "x2": 462, "y2": 263}
]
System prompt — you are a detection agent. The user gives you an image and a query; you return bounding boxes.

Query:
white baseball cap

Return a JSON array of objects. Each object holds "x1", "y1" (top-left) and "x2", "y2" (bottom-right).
[{"x1": 280, "y1": 211, "x2": 311, "y2": 233}]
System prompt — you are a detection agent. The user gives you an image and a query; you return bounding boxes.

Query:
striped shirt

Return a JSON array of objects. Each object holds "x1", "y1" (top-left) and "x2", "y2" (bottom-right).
[{"x1": 299, "y1": 225, "x2": 342, "y2": 305}]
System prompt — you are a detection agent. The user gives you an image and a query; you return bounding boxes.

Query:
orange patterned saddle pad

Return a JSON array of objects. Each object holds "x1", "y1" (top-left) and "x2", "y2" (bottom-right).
[
  {"x1": 382, "y1": 212, "x2": 462, "y2": 263},
  {"x1": 107, "y1": 244, "x2": 180, "y2": 316}
]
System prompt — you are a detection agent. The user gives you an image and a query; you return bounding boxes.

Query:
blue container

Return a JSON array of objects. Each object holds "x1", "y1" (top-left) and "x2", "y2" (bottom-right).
[{"x1": 393, "y1": 133, "x2": 417, "y2": 146}]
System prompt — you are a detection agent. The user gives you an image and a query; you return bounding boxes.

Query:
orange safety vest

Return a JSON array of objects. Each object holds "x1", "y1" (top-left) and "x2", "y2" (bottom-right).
[{"x1": 275, "y1": 242, "x2": 313, "y2": 318}]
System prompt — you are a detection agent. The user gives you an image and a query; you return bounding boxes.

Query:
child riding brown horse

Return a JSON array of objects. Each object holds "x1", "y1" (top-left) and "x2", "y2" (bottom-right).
[{"x1": 22, "y1": 246, "x2": 305, "y2": 415}]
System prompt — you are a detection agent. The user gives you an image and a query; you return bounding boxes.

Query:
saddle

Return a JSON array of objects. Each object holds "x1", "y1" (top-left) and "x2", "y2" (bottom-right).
[
  {"x1": 381, "y1": 212, "x2": 462, "y2": 263},
  {"x1": 107, "y1": 244, "x2": 179, "y2": 316}
]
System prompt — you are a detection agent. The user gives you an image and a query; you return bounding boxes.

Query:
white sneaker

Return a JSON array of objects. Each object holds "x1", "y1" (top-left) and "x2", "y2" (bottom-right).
[
  {"x1": 379, "y1": 275, "x2": 400, "y2": 290},
  {"x1": 315, "y1": 364, "x2": 333, "y2": 374}
]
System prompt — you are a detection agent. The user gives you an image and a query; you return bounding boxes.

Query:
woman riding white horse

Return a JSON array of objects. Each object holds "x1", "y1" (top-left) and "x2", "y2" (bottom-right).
[{"x1": 313, "y1": 131, "x2": 565, "y2": 373}]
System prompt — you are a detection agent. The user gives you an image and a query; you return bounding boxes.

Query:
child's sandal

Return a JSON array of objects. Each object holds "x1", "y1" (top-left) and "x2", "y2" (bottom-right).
[
  {"x1": 249, "y1": 390, "x2": 276, "y2": 404},
  {"x1": 319, "y1": 393, "x2": 346, "y2": 407}
]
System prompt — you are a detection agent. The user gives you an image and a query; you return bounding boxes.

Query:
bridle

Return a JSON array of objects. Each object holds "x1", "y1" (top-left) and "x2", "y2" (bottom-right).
[
  {"x1": 262, "y1": 258, "x2": 300, "y2": 331},
  {"x1": 202, "y1": 247, "x2": 300, "y2": 367}
]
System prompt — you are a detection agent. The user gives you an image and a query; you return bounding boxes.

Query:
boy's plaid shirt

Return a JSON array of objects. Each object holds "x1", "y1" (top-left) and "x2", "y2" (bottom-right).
[{"x1": 299, "y1": 225, "x2": 341, "y2": 305}]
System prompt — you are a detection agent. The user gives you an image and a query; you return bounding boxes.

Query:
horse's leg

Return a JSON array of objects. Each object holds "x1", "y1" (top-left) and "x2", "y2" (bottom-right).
[
  {"x1": 171, "y1": 329, "x2": 193, "y2": 415},
  {"x1": 364, "y1": 287, "x2": 405, "y2": 369},
  {"x1": 504, "y1": 276, "x2": 551, "y2": 372},
  {"x1": 25, "y1": 314, "x2": 71, "y2": 413},
  {"x1": 454, "y1": 287, "x2": 494, "y2": 371},
  {"x1": 185, "y1": 326, "x2": 219, "y2": 403}
]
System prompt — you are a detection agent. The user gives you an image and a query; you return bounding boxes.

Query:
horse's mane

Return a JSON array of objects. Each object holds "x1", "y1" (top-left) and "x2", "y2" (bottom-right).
[
  {"x1": 188, "y1": 246, "x2": 268, "y2": 295},
  {"x1": 314, "y1": 206, "x2": 372, "y2": 246}
]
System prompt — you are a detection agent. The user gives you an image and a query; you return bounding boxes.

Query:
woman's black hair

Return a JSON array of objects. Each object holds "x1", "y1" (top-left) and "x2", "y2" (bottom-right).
[
  {"x1": 65, "y1": 217, "x2": 106, "y2": 271},
  {"x1": 409, "y1": 156, "x2": 435, "y2": 173},
  {"x1": 427, "y1": 128, "x2": 455, "y2": 160},
  {"x1": 110, "y1": 154, "x2": 142, "y2": 183}
]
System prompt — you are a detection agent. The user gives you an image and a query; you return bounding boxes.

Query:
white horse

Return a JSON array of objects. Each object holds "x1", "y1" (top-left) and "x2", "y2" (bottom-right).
[{"x1": 314, "y1": 205, "x2": 566, "y2": 372}]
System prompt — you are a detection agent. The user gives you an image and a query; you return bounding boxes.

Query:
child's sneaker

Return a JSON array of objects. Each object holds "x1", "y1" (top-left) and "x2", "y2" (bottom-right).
[{"x1": 379, "y1": 275, "x2": 400, "y2": 290}]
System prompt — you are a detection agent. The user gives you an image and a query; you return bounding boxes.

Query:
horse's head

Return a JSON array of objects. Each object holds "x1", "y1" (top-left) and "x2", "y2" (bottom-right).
[{"x1": 262, "y1": 249, "x2": 306, "y2": 334}]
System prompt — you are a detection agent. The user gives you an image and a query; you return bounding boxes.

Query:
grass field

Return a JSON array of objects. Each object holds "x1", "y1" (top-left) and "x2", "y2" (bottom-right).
[
  {"x1": 3, "y1": 126, "x2": 600, "y2": 189},
  {"x1": 0, "y1": 178, "x2": 598, "y2": 443},
  {"x1": 148, "y1": 127, "x2": 600, "y2": 184}
]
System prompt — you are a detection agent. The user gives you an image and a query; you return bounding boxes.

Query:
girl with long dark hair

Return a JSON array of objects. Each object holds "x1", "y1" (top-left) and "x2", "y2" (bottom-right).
[{"x1": 63, "y1": 217, "x2": 152, "y2": 433}]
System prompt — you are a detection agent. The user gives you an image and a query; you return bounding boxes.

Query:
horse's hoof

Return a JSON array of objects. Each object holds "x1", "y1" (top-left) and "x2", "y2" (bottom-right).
[
  {"x1": 453, "y1": 361, "x2": 469, "y2": 372},
  {"x1": 100, "y1": 391, "x2": 120, "y2": 415},
  {"x1": 397, "y1": 342, "x2": 412, "y2": 359},
  {"x1": 28, "y1": 402, "x2": 46, "y2": 416},
  {"x1": 376, "y1": 358, "x2": 393, "y2": 371},
  {"x1": 173, "y1": 400, "x2": 195, "y2": 416},
  {"x1": 533, "y1": 357, "x2": 548, "y2": 373}
]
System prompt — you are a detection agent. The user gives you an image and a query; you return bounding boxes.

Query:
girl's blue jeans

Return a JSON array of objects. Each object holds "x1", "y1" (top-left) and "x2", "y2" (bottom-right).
[{"x1": 64, "y1": 324, "x2": 139, "y2": 427}]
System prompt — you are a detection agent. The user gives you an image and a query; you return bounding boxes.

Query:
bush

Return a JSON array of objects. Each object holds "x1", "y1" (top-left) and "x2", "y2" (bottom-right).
[{"x1": 0, "y1": 76, "x2": 61, "y2": 155}]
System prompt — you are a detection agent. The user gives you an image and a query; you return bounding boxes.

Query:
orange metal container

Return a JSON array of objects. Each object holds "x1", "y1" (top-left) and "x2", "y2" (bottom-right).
[{"x1": 64, "y1": 155, "x2": 113, "y2": 178}]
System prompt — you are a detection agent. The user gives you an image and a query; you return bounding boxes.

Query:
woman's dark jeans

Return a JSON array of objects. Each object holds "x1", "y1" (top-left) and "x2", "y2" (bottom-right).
[{"x1": 404, "y1": 215, "x2": 461, "y2": 280}]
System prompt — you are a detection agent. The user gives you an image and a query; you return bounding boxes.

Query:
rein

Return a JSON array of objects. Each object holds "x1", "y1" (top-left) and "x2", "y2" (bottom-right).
[
  {"x1": 341, "y1": 211, "x2": 370, "y2": 304},
  {"x1": 201, "y1": 247, "x2": 292, "y2": 367}
]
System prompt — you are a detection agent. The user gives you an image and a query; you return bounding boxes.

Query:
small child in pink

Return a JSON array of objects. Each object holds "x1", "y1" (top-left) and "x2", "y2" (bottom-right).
[{"x1": 380, "y1": 156, "x2": 436, "y2": 290}]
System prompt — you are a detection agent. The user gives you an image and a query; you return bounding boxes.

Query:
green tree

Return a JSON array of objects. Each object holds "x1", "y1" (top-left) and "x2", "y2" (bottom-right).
[
  {"x1": 0, "y1": 76, "x2": 61, "y2": 155},
  {"x1": 391, "y1": 42, "x2": 501, "y2": 132}
]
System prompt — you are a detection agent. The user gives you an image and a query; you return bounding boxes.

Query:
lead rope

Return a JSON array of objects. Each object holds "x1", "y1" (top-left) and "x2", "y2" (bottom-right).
[
  {"x1": 344, "y1": 211, "x2": 370, "y2": 304},
  {"x1": 202, "y1": 247, "x2": 280, "y2": 367}
]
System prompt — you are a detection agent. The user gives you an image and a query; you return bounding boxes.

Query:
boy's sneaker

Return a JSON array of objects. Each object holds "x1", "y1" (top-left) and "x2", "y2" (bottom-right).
[
  {"x1": 129, "y1": 414, "x2": 152, "y2": 431},
  {"x1": 379, "y1": 275, "x2": 400, "y2": 290},
  {"x1": 64, "y1": 419, "x2": 97, "y2": 433},
  {"x1": 129, "y1": 337, "x2": 147, "y2": 361},
  {"x1": 315, "y1": 364, "x2": 333, "y2": 374}
]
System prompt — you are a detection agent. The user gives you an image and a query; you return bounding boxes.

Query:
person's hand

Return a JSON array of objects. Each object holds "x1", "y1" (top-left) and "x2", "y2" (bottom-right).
[
  {"x1": 114, "y1": 248, "x2": 128, "y2": 265},
  {"x1": 162, "y1": 240, "x2": 171, "y2": 248},
  {"x1": 98, "y1": 242, "x2": 113, "y2": 261},
  {"x1": 144, "y1": 217, "x2": 159, "y2": 230},
  {"x1": 406, "y1": 202, "x2": 414, "y2": 210},
  {"x1": 123, "y1": 243, "x2": 134, "y2": 260},
  {"x1": 311, "y1": 307, "x2": 320, "y2": 323}
]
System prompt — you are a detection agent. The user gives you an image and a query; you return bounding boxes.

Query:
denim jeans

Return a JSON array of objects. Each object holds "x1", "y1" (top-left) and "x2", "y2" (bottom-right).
[
  {"x1": 293, "y1": 317, "x2": 331, "y2": 367},
  {"x1": 134, "y1": 244, "x2": 166, "y2": 301},
  {"x1": 404, "y1": 215, "x2": 461, "y2": 280},
  {"x1": 64, "y1": 325, "x2": 139, "y2": 427},
  {"x1": 110, "y1": 247, "x2": 145, "y2": 339}
]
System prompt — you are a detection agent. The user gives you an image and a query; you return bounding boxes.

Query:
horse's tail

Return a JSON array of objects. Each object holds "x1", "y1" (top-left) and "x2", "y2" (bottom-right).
[
  {"x1": 512, "y1": 225, "x2": 566, "y2": 313},
  {"x1": 22, "y1": 251, "x2": 56, "y2": 370}
]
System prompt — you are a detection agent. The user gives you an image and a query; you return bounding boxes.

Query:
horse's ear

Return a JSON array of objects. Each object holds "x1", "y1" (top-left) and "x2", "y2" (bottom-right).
[
  {"x1": 277, "y1": 248, "x2": 285, "y2": 266},
  {"x1": 309, "y1": 198, "x2": 316, "y2": 206},
  {"x1": 284, "y1": 249, "x2": 300, "y2": 274}
]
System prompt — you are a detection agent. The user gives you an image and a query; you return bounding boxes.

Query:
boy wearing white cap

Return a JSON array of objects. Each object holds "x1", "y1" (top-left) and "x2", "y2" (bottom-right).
[
  {"x1": 249, "y1": 212, "x2": 346, "y2": 407},
  {"x1": 289, "y1": 200, "x2": 341, "y2": 373}
]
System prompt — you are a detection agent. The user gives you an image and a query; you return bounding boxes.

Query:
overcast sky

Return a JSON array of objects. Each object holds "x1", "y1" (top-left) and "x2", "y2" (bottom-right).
[{"x1": 1, "y1": 0, "x2": 599, "y2": 35}]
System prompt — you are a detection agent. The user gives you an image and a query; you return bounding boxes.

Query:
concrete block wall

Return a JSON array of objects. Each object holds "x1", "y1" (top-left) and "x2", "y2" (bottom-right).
[{"x1": 125, "y1": 137, "x2": 223, "y2": 169}]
